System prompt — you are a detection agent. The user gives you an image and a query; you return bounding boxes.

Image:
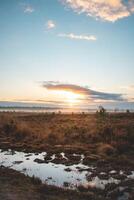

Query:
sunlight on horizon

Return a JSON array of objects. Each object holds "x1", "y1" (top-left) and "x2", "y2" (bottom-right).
[{"x1": 52, "y1": 90, "x2": 85, "y2": 106}]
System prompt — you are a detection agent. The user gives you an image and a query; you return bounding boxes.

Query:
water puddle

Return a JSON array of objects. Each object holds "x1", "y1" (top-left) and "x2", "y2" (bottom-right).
[
  {"x1": 0, "y1": 149, "x2": 134, "y2": 191},
  {"x1": 0, "y1": 149, "x2": 88, "y2": 188}
]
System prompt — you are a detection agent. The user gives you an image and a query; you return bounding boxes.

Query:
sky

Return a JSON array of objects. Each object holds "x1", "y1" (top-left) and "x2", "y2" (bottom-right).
[{"x1": 0, "y1": 0, "x2": 134, "y2": 109}]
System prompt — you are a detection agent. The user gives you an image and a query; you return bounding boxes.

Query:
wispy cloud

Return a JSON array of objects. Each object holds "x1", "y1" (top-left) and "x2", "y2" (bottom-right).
[
  {"x1": 22, "y1": 4, "x2": 34, "y2": 13},
  {"x1": 46, "y1": 20, "x2": 56, "y2": 29},
  {"x1": 42, "y1": 81, "x2": 124, "y2": 102},
  {"x1": 61, "y1": 0, "x2": 134, "y2": 22},
  {"x1": 0, "y1": 100, "x2": 63, "y2": 108},
  {"x1": 58, "y1": 33, "x2": 97, "y2": 41}
]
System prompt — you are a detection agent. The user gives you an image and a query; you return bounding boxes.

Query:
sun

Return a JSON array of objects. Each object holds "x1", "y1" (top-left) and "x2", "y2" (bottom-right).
[
  {"x1": 65, "y1": 91, "x2": 80, "y2": 104},
  {"x1": 53, "y1": 90, "x2": 83, "y2": 106}
]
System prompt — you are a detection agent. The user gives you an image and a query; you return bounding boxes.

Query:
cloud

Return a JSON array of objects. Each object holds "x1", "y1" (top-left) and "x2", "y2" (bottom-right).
[
  {"x1": 58, "y1": 33, "x2": 97, "y2": 41},
  {"x1": 42, "y1": 81, "x2": 124, "y2": 102},
  {"x1": 11, "y1": 99, "x2": 66, "y2": 105},
  {"x1": 61, "y1": 0, "x2": 134, "y2": 22},
  {"x1": 22, "y1": 4, "x2": 34, "y2": 13},
  {"x1": 46, "y1": 20, "x2": 56, "y2": 29},
  {"x1": 0, "y1": 100, "x2": 63, "y2": 108}
]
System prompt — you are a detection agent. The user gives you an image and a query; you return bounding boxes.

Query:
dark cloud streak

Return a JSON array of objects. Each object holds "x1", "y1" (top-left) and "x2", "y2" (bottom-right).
[{"x1": 42, "y1": 81, "x2": 124, "y2": 102}]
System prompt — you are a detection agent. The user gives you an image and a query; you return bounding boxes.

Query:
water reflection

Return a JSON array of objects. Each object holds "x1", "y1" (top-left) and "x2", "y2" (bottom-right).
[{"x1": 0, "y1": 149, "x2": 134, "y2": 191}]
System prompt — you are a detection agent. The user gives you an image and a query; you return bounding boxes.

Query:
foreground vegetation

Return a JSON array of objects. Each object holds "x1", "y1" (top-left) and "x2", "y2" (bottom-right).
[
  {"x1": 0, "y1": 112, "x2": 134, "y2": 199},
  {"x1": 0, "y1": 112, "x2": 134, "y2": 155}
]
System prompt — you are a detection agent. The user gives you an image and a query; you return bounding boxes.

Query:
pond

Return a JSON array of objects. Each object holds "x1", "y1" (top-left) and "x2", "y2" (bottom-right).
[{"x1": 0, "y1": 149, "x2": 133, "y2": 192}]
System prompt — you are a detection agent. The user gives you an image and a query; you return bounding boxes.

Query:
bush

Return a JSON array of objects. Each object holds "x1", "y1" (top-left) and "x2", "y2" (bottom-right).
[{"x1": 96, "y1": 106, "x2": 107, "y2": 118}]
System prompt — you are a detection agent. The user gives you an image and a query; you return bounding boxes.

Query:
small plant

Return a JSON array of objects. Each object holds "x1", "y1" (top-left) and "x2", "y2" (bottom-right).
[{"x1": 96, "y1": 106, "x2": 107, "y2": 120}]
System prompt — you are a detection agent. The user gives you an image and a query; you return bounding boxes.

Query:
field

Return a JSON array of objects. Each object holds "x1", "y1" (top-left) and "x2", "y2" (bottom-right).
[
  {"x1": 0, "y1": 112, "x2": 134, "y2": 199},
  {"x1": 0, "y1": 112, "x2": 134, "y2": 156}
]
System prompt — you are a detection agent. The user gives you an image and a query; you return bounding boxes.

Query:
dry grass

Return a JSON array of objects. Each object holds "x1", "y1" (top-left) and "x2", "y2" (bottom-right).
[{"x1": 0, "y1": 112, "x2": 134, "y2": 156}]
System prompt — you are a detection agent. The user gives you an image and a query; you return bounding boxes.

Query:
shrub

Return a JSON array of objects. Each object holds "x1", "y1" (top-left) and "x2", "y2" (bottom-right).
[{"x1": 96, "y1": 106, "x2": 107, "y2": 118}]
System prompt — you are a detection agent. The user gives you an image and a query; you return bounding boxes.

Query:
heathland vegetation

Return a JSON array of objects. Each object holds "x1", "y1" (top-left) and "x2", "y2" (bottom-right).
[
  {"x1": 0, "y1": 111, "x2": 134, "y2": 199},
  {"x1": 0, "y1": 111, "x2": 134, "y2": 155}
]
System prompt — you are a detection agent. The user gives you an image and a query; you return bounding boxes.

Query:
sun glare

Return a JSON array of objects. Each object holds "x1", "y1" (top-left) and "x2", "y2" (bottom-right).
[{"x1": 53, "y1": 90, "x2": 83, "y2": 106}]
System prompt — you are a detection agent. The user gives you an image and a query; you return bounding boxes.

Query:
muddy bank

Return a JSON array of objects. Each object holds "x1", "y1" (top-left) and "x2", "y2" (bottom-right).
[{"x1": 0, "y1": 166, "x2": 98, "y2": 200}]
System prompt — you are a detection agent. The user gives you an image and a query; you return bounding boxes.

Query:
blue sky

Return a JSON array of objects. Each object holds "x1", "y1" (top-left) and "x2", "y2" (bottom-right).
[{"x1": 0, "y1": 0, "x2": 134, "y2": 109}]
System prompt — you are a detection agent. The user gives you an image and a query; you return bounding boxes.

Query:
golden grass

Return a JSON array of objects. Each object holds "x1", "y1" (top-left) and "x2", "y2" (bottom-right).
[{"x1": 0, "y1": 112, "x2": 134, "y2": 155}]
